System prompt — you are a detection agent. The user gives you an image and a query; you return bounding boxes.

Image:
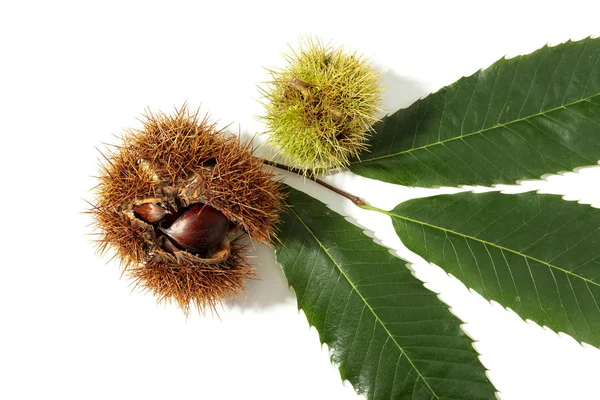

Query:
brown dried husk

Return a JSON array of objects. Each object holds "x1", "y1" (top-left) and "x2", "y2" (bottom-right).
[{"x1": 90, "y1": 105, "x2": 284, "y2": 314}]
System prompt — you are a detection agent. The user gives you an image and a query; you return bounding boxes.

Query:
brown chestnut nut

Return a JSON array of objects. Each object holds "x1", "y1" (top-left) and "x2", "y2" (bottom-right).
[
  {"x1": 161, "y1": 236, "x2": 181, "y2": 254},
  {"x1": 134, "y1": 203, "x2": 170, "y2": 224},
  {"x1": 161, "y1": 204, "x2": 229, "y2": 253}
]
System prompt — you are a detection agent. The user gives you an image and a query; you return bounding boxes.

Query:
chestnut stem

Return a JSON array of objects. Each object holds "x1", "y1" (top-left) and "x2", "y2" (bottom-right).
[{"x1": 261, "y1": 160, "x2": 366, "y2": 206}]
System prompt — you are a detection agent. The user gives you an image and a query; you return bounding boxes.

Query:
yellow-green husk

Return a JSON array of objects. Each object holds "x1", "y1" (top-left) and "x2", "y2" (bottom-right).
[{"x1": 262, "y1": 38, "x2": 382, "y2": 175}]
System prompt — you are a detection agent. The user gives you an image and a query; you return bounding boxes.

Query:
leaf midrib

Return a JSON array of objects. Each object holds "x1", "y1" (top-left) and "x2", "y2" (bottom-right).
[
  {"x1": 353, "y1": 92, "x2": 600, "y2": 165},
  {"x1": 370, "y1": 205, "x2": 600, "y2": 288},
  {"x1": 286, "y1": 204, "x2": 441, "y2": 399}
]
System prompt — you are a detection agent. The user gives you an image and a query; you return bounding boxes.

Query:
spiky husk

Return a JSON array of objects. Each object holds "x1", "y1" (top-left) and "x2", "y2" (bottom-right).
[
  {"x1": 261, "y1": 37, "x2": 382, "y2": 175},
  {"x1": 91, "y1": 105, "x2": 284, "y2": 314},
  {"x1": 129, "y1": 237, "x2": 253, "y2": 314}
]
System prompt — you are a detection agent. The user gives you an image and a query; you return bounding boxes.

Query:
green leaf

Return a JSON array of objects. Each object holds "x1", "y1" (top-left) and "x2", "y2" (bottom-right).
[
  {"x1": 350, "y1": 37, "x2": 600, "y2": 187},
  {"x1": 381, "y1": 191, "x2": 600, "y2": 348},
  {"x1": 275, "y1": 188, "x2": 496, "y2": 400}
]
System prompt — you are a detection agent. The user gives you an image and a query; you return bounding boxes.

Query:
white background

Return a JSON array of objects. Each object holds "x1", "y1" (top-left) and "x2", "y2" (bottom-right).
[{"x1": 1, "y1": 1, "x2": 599, "y2": 399}]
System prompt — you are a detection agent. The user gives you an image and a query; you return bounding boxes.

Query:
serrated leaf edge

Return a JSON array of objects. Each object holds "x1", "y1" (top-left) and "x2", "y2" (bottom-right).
[{"x1": 277, "y1": 199, "x2": 498, "y2": 399}]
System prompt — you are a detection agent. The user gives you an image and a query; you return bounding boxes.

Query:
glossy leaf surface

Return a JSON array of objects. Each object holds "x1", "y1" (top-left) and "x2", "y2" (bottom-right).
[
  {"x1": 351, "y1": 38, "x2": 600, "y2": 187},
  {"x1": 388, "y1": 191, "x2": 600, "y2": 347},
  {"x1": 275, "y1": 188, "x2": 496, "y2": 399}
]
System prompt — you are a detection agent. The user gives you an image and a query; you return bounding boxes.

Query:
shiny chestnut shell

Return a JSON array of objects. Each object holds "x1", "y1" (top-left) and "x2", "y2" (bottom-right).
[
  {"x1": 161, "y1": 204, "x2": 229, "y2": 253},
  {"x1": 133, "y1": 203, "x2": 170, "y2": 223}
]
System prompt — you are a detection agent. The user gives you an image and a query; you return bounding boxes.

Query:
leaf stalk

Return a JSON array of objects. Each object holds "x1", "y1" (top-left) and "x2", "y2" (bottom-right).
[{"x1": 261, "y1": 159, "x2": 366, "y2": 206}]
